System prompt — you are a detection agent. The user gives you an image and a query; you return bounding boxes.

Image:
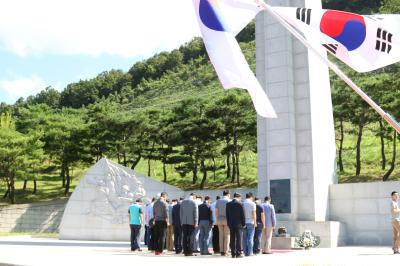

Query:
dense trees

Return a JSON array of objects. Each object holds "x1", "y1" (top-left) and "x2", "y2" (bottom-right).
[
  {"x1": 0, "y1": 113, "x2": 44, "y2": 203},
  {"x1": 1, "y1": 1, "x2": 400, "y2": 204},
  {"x1": 380, "y1": 0, "x2": 400, "y2": 13},
  {"x1": 322, "y1": 0, "x2": 380, "y2": 13}
]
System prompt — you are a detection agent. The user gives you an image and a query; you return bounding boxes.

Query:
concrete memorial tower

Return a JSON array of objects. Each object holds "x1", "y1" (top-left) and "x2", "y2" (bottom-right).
[{"x1": 256, "y1": 0, "x2": 345, "y2": 247}]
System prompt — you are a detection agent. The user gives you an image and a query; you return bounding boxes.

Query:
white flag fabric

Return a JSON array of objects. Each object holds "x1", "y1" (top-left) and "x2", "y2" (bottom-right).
[
  {"x1": 192, "y1": 0, "x2": 277, "y2": 118},
  {"x1": 271, "y1": 6, "x2": 400, "y2": 72}
]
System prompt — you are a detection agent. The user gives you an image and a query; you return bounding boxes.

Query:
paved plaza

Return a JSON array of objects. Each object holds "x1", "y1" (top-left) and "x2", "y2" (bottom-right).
[{"x1": 0, "y1": 236, "x2": 397, "y2": 266}]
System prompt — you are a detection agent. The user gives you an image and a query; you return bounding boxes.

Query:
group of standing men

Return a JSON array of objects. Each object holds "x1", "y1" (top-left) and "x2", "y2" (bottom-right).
[{"x1": 128, "y1": 190, "x2": 277, "y2": 258}]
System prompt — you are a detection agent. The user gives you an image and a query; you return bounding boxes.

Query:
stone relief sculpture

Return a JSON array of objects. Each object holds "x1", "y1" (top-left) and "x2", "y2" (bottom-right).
[
  {"x1": 60, "y1": 158, "x2": 183, "y2": 240},
  {"x1": 84, "y1": 159, "x2": 146, "y2": 224}
]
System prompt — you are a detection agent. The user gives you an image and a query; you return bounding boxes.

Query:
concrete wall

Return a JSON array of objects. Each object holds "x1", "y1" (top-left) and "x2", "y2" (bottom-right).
[
  {"x1": 329, "y1": 181, "x2": 399, "y2": 245},
  {"x1": 0, "y1": 200, "x2": 66, "y2": 233}
]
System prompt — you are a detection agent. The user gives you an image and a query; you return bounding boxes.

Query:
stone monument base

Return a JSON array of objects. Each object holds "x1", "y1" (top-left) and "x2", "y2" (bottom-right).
[
  {"x1": 276, "y1": 221, "x2": 347, "y2": 248},
  {"x1": 272, "y1": 237, "x2": 297, "y2": 249}
]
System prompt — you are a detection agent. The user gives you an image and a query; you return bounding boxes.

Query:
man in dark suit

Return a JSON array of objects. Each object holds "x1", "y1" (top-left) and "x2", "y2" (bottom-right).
[
  {"x1": 172, "y1": 198, "x2": 183, "y2": 254},
  {"x1": 226, "y1": 193, "x2": 245, "y2": 258}
]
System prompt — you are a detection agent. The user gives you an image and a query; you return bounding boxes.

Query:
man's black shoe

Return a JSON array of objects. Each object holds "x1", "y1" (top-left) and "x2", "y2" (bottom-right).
[{"x1": 236, "y1": 254, "x2": 244, "y2": 258}]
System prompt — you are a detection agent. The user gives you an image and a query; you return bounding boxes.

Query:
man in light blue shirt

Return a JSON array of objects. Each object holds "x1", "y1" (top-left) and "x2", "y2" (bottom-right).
[
  {"x1": 145, "y1": 198, "x2": 155, "y2": 251},
  {"x1": 243, "y1": 192, "x2": 256, "y2": 256},
  {"x1": 262, "y1": 196, "x2": 276, "y2": 254},
  {"x1": 129, "y1": 199, "x2": 144, "y2": 252}
]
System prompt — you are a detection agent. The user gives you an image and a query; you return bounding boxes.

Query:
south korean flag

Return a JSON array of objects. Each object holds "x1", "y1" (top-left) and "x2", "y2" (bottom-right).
[{"x1": 271, "y1": 7, "x2": 400, "y2": 73}]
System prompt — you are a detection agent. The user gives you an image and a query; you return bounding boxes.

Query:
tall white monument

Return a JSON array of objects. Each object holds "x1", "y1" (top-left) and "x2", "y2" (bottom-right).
[{"x1": 256, "y1": 0, "x2": 345, "y2": 247}]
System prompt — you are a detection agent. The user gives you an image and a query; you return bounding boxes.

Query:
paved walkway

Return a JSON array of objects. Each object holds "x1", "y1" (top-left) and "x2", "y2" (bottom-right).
[{"x1": 0, "y1": 236, "x2": 397, "y2": 266}]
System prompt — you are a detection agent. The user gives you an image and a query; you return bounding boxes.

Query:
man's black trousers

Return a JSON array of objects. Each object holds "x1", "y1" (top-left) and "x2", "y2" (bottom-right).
[
  {"x1": 154, "y1": 221, "x2": 167, "y2": 253},
  {"x1": 229, "y1": 226, "x2": 243, "y2": 257},
  {"x1": 182, "y1": 224, "x2": 195, "y2": 255}
]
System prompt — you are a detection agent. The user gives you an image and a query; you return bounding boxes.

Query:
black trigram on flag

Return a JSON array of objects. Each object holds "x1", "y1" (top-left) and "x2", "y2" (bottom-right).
[
  {"x1": 376, "y1": 28, "x2": 393, "y2": 53},
  {"x1": 296, "y1": 8, "x2": 312, "y2": 25},
  {"x1": 323, "y1": 44, "x2": 339, "y2": 55}
]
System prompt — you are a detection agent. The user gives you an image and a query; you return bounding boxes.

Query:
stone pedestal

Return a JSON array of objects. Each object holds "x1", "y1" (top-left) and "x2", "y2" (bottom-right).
[
  {"x1": 272, "y1": 236, "x2": 297, "y2": 249},
  {"x1": 256, "y1": 0, "x2": 341, "y2": 246},
  {"x1": 277, "y1": 221, "x2": 347, "y2": 248}
]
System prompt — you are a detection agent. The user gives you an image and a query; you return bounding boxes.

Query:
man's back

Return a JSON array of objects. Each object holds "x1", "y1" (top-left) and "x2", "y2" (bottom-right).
[
  {"x1": 263, "y1": 203, "x2": 276, "y2": 228},
  {"x1": 145, "y1": 203, "x2": 153, "y2": 225},
  {"x1": 243, "y1": 199, "x2": 256, "y2": 224},
  {"x1": 210, "y1": 202, "x2": 217, "y2": 225},
  {"x1": 153, "y1": 199, "x2": 168, "y2": 222},
  {"x1": 180, "y1": 199, "x2": 198, "y2": 225},
  {"x1": 226, "y1": 199, "x2": 245, "y2": 228},
  {"x1": 172, "y1": 203, "x2": 181, "y2": 226},
  {"x1": 168, "y1": 204, "x2": 174, "y2": 225},
  {"x1": 216, "y1": 197, "x2": 230, "y2": 222},
  {"x1": 129, "y1": 204, "x2": 142, "y2": 225},
  {"x1": 256, "y1": 204, "x2": 263, "y2": 224},
  {"x1": 198, "y1": 203, "x2": 213, "y2": 223}
]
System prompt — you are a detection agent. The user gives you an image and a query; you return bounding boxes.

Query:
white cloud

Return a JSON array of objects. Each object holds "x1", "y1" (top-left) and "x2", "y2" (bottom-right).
[
  {"x1": 0, "y1": 0, "x2": 201, "y2": 58},
  {"x1": 0, "y1": 76, "x2": 47, "y2": 101}
]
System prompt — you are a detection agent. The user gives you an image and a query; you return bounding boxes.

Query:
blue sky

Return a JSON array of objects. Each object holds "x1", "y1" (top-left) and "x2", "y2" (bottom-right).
[{"x1": 0, "y1": 0, "x2": 200, "y2": 104}]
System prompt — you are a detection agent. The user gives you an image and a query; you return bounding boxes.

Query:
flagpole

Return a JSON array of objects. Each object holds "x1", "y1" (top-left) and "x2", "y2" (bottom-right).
[{"x1": 257, "y1": 1, "x2": 400, "y2": 134}]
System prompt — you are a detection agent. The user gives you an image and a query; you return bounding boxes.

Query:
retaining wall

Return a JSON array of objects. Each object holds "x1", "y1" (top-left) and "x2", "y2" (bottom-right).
[
  {"x1": 329, "y1": 181, "x2": 399, "y2": 245},
  {"x1": 0, "y1": 200, "x2": 66, "y2": 233}
]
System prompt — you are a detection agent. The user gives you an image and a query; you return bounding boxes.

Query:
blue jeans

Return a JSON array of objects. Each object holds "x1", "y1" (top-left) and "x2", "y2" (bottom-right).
[
  {"x1": 199, "y1": 220, "x2": 212, "y2": 254},
  {"x1": 243, "y1": 223, "x2": 255, "y2": 256},
  {"x1": 191, "y1": 225, "x2": 200, "y2": 251}
]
